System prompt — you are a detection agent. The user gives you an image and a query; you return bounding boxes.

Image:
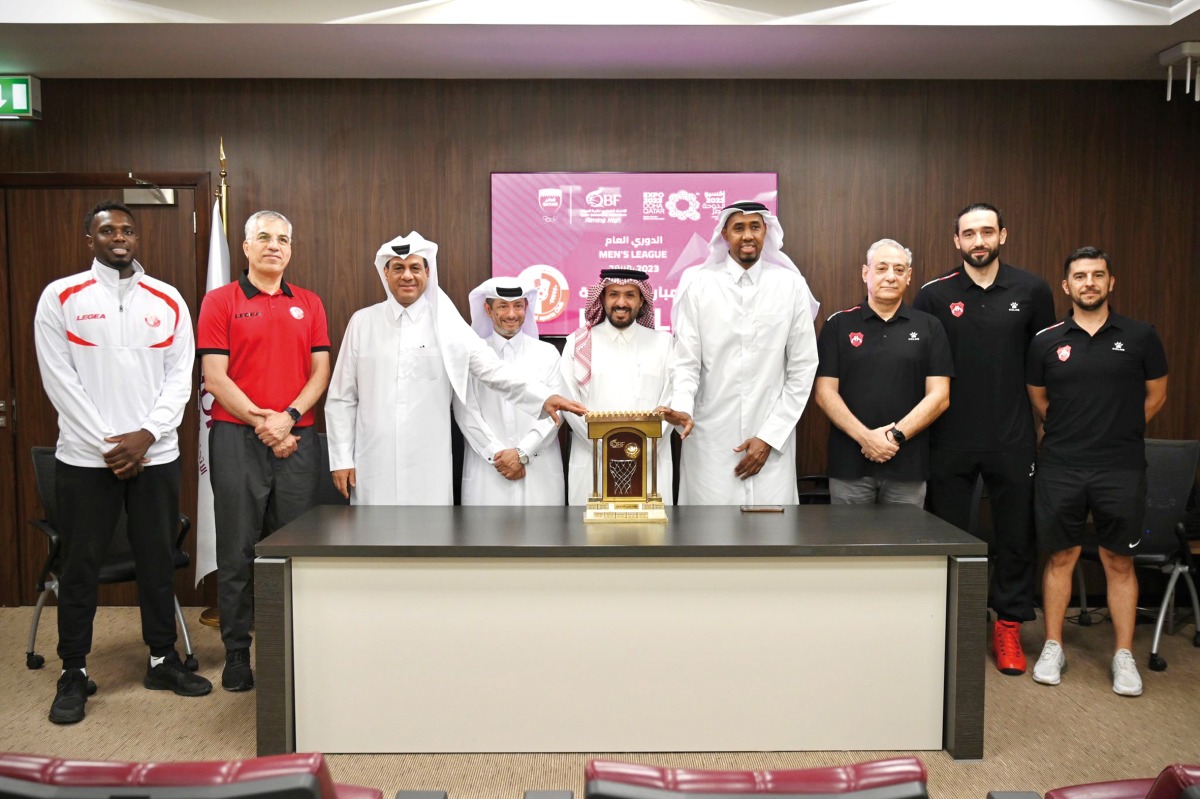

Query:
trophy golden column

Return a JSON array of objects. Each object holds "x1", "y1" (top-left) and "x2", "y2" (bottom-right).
[{"x1": 584, "y1": 411, "x2": 667, "y2": 524}]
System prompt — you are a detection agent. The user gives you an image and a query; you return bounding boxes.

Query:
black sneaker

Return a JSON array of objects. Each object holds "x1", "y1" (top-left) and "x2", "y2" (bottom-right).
[
  {"x1": 49, "y1": 669, "x2": 88, "y2": 724},
  {"x1": 144, "y1": 652, "x2": 213, "y2": 697},
  {"x1": 222, "y1": 648, "x2": 254, "y2": 692}
]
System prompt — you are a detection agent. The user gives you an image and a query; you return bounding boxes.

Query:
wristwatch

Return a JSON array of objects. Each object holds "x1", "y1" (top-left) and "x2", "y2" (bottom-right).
[
  {"x1": 516, "y1": 448, "x2": 530, "y2": 465},
  {"x1": 888, "y1": 426, "x2": 906, "y2": 445},
  {"x1": 285, "y1": 407, "x2": 302, "y2": 424}
]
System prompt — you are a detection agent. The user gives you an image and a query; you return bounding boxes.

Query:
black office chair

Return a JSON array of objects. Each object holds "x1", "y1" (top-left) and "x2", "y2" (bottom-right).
[
  {"x1": 25, "y1": 447, "x2": 198, "y2": 672},
  {"x1": 315, "y1": 433, "x2": 350, "y2": 506},
  {"x1": 797, "y1": 474, "x2": 831, "y2": 504},
  {"x1": 1074, "y1": 438, "x2": 1200, "y2": 672}
]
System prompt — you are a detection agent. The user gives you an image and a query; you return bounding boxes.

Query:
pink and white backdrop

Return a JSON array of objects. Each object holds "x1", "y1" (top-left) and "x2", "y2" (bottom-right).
[{"x1": 491, "y1": 172, "x2": 777, "y2": 335}]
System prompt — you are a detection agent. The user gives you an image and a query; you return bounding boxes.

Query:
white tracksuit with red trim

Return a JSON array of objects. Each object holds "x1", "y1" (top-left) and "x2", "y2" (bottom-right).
[{"x1": 34, "y1": 259, "x2": 195, "y2": 468}]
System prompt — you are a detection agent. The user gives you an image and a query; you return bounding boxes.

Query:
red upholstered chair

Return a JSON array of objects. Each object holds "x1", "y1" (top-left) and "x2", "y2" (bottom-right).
[
  {"x1": 585, "y1": 758, "x2": 928, "y2": 799},
  {"x1": 1044, "y1": 765, "x2": 1200, "y2": 799},
  {"x1": 0, "y1": 752, "x2": 381, "y2": 799}
]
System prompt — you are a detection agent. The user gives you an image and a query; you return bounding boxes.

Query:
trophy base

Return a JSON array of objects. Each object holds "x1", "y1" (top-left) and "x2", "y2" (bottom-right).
[{"x1": 584, "y1": 499, "x2": 667, "y2": 524}]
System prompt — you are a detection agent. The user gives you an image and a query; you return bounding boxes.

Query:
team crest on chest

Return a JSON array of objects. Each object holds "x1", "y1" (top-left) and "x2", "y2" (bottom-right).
[
  {"x1": 144, "y1": 314, "x2": 161, "y2": 328},
  {"x1": 950, "y1": 302, "x2": 965, "y2": 318},
  {"x1": 849, "y1": 332, "x2": 864, "y2": 348},
  {"x1": 1113, "y1": 342, "x2": 1125, "y2": 352},
  {"x1": 290, "y1": 306, "x2": 305, "y2": 320},
  {"x1": 1057, "y1": 345, "x2": 1072, "y2": 362}
]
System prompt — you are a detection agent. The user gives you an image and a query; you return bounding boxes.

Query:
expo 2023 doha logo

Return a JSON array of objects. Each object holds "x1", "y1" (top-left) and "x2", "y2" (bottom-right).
[{"x1": 519, "y1": 264, "x2": 569, "y2": 323}]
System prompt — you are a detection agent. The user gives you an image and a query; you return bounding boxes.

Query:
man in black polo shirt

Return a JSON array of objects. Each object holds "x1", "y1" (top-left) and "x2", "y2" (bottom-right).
[
  {"x1": 914, "y1": 203, "x2": 1056, "y2": 676},
  {"x1": 1027, "y1": 246, "x2": 1168, "y2": 697},
  {"x1": 816, "y1": 238, "x2": 953, "y2": 505}
]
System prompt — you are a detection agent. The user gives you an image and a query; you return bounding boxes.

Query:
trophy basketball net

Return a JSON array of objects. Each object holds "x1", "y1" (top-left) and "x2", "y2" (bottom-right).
[{"x1": 584, "y1": 411, "x2": 667, "y2": 524}]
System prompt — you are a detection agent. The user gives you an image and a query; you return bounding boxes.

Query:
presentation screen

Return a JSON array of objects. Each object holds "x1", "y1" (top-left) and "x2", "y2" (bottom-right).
[{"x1": 491, "y1": 172, "x2": 778, "y2": 335}]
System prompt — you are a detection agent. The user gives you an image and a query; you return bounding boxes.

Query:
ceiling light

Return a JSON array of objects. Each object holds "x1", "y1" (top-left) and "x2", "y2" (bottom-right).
[{"x1": 1160, "y1": 42, "x2": 1200, "y2": 101}]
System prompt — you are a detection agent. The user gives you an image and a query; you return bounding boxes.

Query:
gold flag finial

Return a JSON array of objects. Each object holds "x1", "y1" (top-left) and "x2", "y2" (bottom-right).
[{"x1": 216, "y1": 137, "x2": 229, "y2": 235}]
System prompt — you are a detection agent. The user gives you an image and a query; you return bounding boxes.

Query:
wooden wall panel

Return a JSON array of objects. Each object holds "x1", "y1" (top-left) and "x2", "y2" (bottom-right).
[{"x1": 1, "y1": 78, "x2": 1196, "y2": 493}]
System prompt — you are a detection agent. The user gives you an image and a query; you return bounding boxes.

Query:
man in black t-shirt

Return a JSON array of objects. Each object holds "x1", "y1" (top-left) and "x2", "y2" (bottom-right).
[
  {"x1": 914, "y1": 203, "x2": 1056, "y2": 677},
  {"x1": 816, "y1": 238, "x2": 953, "y2": 505},
  {"x1": 1026, "y1": 247, "x2": 1168, "y2": 697}
]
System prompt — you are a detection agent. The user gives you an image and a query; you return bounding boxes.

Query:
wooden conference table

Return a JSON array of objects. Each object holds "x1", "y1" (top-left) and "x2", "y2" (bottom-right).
[{"x1": 253, "y1": 504, "x2": 986, "y2": 760}]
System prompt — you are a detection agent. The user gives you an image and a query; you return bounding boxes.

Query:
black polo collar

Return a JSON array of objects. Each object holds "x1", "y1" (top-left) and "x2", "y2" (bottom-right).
[
  {"x1": 1061, "y1": 308, "x2": 1125, "y2": 335},
  {"x1": 238, "y1": 271, "x2": 294, "y2": 299},
  {"x1": 858, "y1": 298, "x2": 912, "y2": 322},
  {"x1": 953, "y1": 261, "x2": 1014, "y2": 290}
]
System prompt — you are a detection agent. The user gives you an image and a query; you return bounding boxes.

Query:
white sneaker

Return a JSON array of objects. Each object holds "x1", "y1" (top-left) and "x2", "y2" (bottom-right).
[
  {"x1": 1111, "y1": 649, "x2": 1143, "y2": 696},
  {"x1": 1032, "y1": 640, "x2": 1066, "y2": 685}
]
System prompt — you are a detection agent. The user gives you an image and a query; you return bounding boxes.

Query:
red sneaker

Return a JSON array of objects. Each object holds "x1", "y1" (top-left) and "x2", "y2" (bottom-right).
[{"x1": 993, "y1": 620, "x2": 1027, "y2": 675}]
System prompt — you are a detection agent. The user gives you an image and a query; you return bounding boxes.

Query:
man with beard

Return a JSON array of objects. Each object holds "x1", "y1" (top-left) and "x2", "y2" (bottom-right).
[
  {"x1": 1026, "y1": 247, "x2": 1167, "y2": 696},
  {"x1": 815, "y1": 239, "x2": 953, "y2": 506},
  {"x1": 559, "y1": 268, "x2": 690, "y2": 505},
  {"x1": 914, "y1": 203, "x2": 1056, "y2": 676},
  {"x1": 453, "y1": 277, "x2": 566, "y2": 505},
  {"x1": 35, "y1": 201, "x2": 211, "y2": 724},
  {"x1": 669, "y1": 201, "x2": 819, "y2": 505}
]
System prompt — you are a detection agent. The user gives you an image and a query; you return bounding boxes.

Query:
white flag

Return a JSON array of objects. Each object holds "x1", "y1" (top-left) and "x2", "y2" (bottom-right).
[{"x1": 196, "y1": 200, "x2": 231, "y2": 585}]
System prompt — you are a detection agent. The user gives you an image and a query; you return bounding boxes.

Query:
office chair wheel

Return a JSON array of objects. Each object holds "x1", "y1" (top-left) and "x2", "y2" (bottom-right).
[
  {"x1": 1149, "y1": 653, "x2": 1167, "y2": 672},
  {"x1": 1078, "y1": 614, "x2": 1093, "y2": 627},
  {"x1": 26, "y1": 652, "x2": 45, "y2": 670},
  {"x1": 184, "y1": 655, "x2": 199, "y2": 672},
  {"x1": 1193, "y1": 632, "x2": 1200, "y2": 647}
]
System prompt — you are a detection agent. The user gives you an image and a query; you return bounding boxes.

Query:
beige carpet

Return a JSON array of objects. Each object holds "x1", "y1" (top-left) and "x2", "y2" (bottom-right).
[{"x1": 1, "y1": 606, "x2": 1198, "y2": 798}]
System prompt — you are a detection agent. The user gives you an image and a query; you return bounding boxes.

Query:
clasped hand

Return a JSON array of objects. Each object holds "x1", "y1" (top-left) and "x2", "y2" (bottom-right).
[
  {"x1": 492, "y1": 449, "x2": 526, "y2": 481},
  {"x1": 103, "y1": 429, "x2": 154, "y2": 479},
  {"x1": 250, "y1": 407, "x2": 300, "y2": 458},
  {"x1": 859, "y1": 424, "x2": 899, "y2": 464}
]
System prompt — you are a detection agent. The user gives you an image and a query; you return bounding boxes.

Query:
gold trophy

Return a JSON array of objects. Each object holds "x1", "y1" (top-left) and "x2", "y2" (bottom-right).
[{"x1": 584, "y1": 411, "x2": 667, "y2": 524}]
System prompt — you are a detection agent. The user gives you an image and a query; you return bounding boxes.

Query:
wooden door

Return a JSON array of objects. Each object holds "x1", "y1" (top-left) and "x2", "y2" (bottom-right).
[{"x1": 0, "y1": 174, "x2": 211, "y2": 608}]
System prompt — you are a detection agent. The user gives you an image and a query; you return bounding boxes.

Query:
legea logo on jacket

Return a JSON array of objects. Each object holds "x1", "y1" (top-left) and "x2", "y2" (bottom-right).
[
  {"x1": 76, "y1": 313, "x2": 106, "y2": 321},
  {"x1": 144, "y1": 314, "x2": 161, "y2": 328}
]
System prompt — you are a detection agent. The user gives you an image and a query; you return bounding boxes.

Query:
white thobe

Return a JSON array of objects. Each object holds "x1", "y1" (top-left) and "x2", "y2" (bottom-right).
[
  {"x1": 453, "y1": 332, "x2": 565, "y2": 506},
  {"x1": 326, "y1": 293, "x2": 549, "y2": 505},
  {"x1": 670, "y1": 256, "x2": 818, "y2": 505},
  {"x1": 560, "y1": 320, "x2": 675, "y2": 505}
]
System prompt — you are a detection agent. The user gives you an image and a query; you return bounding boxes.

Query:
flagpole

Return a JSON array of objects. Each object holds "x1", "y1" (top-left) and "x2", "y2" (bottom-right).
[
  {"x1": 218, "y1": 137, "x2": 228, "y2": 235},
  {"x1": 199, "y1": 138, "x2": 231, "y2": 628}
]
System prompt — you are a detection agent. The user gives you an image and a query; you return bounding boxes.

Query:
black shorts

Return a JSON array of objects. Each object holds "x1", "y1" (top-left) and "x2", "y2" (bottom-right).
[{"x1": 1034, "y1": 464, "x2": 1146, "y2": 553}]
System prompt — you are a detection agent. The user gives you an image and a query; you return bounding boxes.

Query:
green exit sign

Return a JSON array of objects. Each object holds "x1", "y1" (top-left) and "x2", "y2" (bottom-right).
[{"x1": 0, "y1": 76, "x2": 42, "y2": 120}]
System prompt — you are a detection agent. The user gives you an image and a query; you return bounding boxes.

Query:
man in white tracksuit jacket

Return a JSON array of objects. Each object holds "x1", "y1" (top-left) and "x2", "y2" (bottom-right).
[{"x1": 34, "y1": 200, "x2": 211, "y2": 726}]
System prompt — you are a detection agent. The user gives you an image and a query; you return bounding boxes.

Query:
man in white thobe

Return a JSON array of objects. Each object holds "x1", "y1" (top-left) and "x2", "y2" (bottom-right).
[
  {"x1": 560, "y1": 268, "x2": 691, "y2": 505},
  {"x1": 453, "y1": 277, "x2": 565, "y2": 505},
  {"x1": 670, "y1": 201, "x2": 820, "y2": 505},
  {"x1": 325, "y1": 232, "x2": 585, "y2": 505}
]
